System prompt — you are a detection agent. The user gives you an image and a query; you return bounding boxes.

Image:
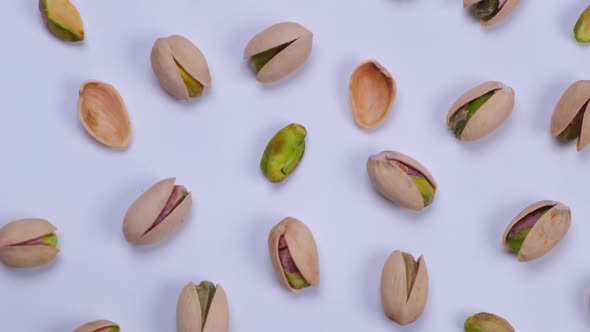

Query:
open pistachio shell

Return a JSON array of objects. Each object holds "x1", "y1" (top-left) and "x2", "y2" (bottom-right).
[
  {"x1": 123, "y1": 177, "x2": 192, "y2": 245},
  {"x1": 177, "y1": 281, "x2": 229, "y2": 332},
  {"x1": 464, "y1": 0, "x2": 521, "y2": 26},
  {"x1": 0, "y1": 218, "x2": 59, "y2": 268},
  {"x1": 349, "y1": 60, "x2": 396, "y2": 129},
  {"x1": 381, "y1": 250, "x2": 428, "y2": 326},
  {"x1": 77, "y1": 81, "x2": 131, "y2": 148},
  {"x1": 447, "y1": 81, "x2": 514, "y2": 141},
  {"x1": 39, "y1": 0, "x2": 84, "y2": 42},
  {"x1": 465, "y1": 312, "x2": 514, "y2": 332},
  {"x1": 244, "y1": 22, "x2": 313, "y2": 83},
  {"x1": 550, "y1": 80, "x2": 590, "y2": 151},
  {"x1": 74, "y1": 320, "x2": 119, "y2": 332},
  {"x1": 502, "y1": 200, "x2": 571, "y2": 262},
  {"x1": 268, "y1": 217, "x2": 319, "y2": 291}
]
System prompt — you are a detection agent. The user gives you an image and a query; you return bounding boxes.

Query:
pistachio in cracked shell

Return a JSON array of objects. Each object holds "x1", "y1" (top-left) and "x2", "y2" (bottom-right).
[
  {"x1": 39, "y1": 0, "x2": 84, "y2": 42},
  {"x1": 244, "y1": 22, "x2": 313, "y2": 83},
  {"x1": 464, "y1": 312, "x2": 514, "y2": 332},
  {"x1": 177, "y1": 281, "x2": 229, "y2": 332},
  {"x1": 151, "y1": 35, "x2": 212, "y2": 100},
  {"x1": 381, "y1": 250, "x2": 428, "y2": 326},
  {"x1": 447, "y1": 81, "x2": 514, "y2": 141},
  {"x1": 268, "y1": 217, "x2": 319, "y2": 291},
  {"x1": 74, "y1": 320, "x2": 120, "y2": 332},
  {"x1": 575, "y1": 6, "x2": 590, "y2": 43},
  {"x1": 464, "y1": 0, "x2": 521, "y2": 26},
  {"x1": 367, "y1": 151, "x2": 436, "y2": 211},
  {"x1": 0, "y1": 218, "x2": 59, "y2": 268},
  {"x1": 551, "y1": 80, "x2": 590, "y2": 151},
  {"x1": 260, "y1": 123, "x2": 306, "y2": 183},
  {"x1": 503, "y1": 200, "x2": 570, "y2": 262},
  {"x1": 123, "y1": 178, "x2": 192, "y2": 245}
]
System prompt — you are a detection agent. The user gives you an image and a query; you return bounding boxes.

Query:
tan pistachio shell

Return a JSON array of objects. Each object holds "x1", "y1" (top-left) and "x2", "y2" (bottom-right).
[
  {"x1": 268, "y1": 217, "x2": 320, "y2": 291},
  {"x1": 381, "y1": 250, "x2": 428, "y2": 326},
  {"x1": 177, "y1": 281, "x2": 229, "y2": 332},
  {"x1": 502, "y1": 200, "x2": 571, "y2": 262},
  {"x1": 244, "y1": 22, "x2": 313, "y2": 83},
  {"x1": 74, "y1": 319, "x2": 119, "y2": 332},
  {"x1": 464, "y1": 0, "x2": 521, "y2": 26},
  {"x1": 77, "y1": 80, "x2": 131, "y2": 148},
  {"x1": 551, "y1": 80, "x2": 590, "y2": 151},
  {"x1": 122, "y1": 177, "x2": 192, "y2": 245},
  {"x1": 151, "y1": 35, "x2": 211, "y2": 101},
  {"x1": 366, "y1": 151, "x2": 437, "y2": 211},
  {"x1": 0, "y1": 218, "x2": 58, "y2": 268},
  {"x1": 447, "y1": 81, "x2": 514, "y2": 141},
  {"x1": 349, "y1": 60, "x2": 396, "y2": 129}
]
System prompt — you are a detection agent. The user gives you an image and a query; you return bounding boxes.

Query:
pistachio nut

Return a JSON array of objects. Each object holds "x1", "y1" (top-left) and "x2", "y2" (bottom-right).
[
  {"x1": 367, "y1": 151, "x2": 436, "y2": 211},
  {"x1": 244, "y1": 22, "x2": 313, "y2": 83},
  {"x1": 464, "y1": 0, "x2": 521, "y2": 26},
  {"x1": 381, "y1": 250, "x2": 428, "y2": 326},
  {"x1": 177, "y1": 281, "x2": 229, "y2": 332},
  {"x1": 39, "y1": 0, "x2": 84, "y2": 42},
  {"x1": 574, "y1": 6, "x2": 590, "y2": 43},
  {"x1": 260, "y1": 123, "x2": 306, "y2": 183},
  {"x1": 268, "y1": 217, "x2": 319, "y2": 291},
  {"x1": 151, "y1": 35, "x2": 212, "y2": 101},
  {"x1": 447, "y1": 81, "x2": 514, "y2": 141},
  {"x1": 503, "y1": 200, "x2": 571, "y2": 262},
  {"x1": 77, "y1": 80, "x2": 131, "y2": 148},
  {"x1": 349, "y1": 60, "x2": 396, "y2": 129},
  {"x1": 0, "y1": 218, "x2": 59, "y2": 268},
  {"x1": 550, "y1": 80, "x2": 590, "y2": 151},
  {"x1": 123, "y1": 177, "x2": 192, "y2": 245},
  {"x1": 74, "y1": 320, "x2": 120, "y2": 332},
  {"x1": 465, "y1": 312, "x2": 514, "y2": 332}
]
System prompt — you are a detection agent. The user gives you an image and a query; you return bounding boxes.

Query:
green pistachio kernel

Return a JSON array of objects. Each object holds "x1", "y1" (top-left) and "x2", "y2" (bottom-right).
[
  {"x1": 260, "y1": 123, "x2": 307, "y2": 183},
  {"x1": 465, "y1": 312, "x2": 514, "y2": 332},
  {"x1": 410, "y1": 177, "x2": 435, "y2": 207},
  {"x1": 176, "y1": 61, "x2": 204, "y2": 98},
  {"x1": 250, "y1": 41, "x2": 293, "y2": 73},
  {"x1": 196, "y1": 281, "x2": 216, "y2": 325},
  {"x1": 452, "y1": 91, "x2": 495, "y2": 138},
  {"x1": 43, "y1": 233, "x2": 58, "y2": 247},
  {"x1": 285, "y1": 271, "x2": 310, "y2": 289},
  {"x1": 475, "y1": 0, "x2": 500, "y2": 20},
  {"x1": 506, "y1": 228, "x2": 531, "y2": 253},
  {"x1": 574, "y1": 7, "x2": 590, "y2": 43}
]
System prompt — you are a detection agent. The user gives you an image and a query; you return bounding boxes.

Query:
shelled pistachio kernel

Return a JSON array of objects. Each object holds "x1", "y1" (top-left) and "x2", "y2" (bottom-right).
[{"x1": 260, "y1": 123, "x2": 307, "y2": 183}]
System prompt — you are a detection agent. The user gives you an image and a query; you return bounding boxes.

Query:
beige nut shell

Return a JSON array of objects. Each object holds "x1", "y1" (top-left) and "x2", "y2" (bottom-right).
[
  {"x1": 74, "y1": 319, "x2": 119, "y2": 332},
  {"x1": 268, "y1": 217, "x2": 320, "y2": 291},
  {"x1": 464, "y1": 0, "x2": 521, "y2": 26},
  {"x1": 0, "y1": 218, "x2": 58, "y2": 268},
  {"x1": 176, "y1": 281, "x2": 229, "y2": 332},
  {"x1": 551, "y1": 80, "x2": 590, "y2": 151}
]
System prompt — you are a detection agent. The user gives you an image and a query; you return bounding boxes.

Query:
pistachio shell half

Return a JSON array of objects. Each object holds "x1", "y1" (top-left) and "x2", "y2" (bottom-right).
[
  {"x1": 244, "y1": 22, "x2": 313, "y2": 83},
  {"x1": 39, "y1": 0, "x2": 84, "y2": 42},
  {"x1": 0, "y1": 218, "x2": 59, "y2": 268},
  {"x1": 503, "y1": 200, "x2": 571, "y2": 262},
  {"x1": 349, "y1": 60, "x2": 396, "y2": 129},
  {"x1": 464, "y1": 0, "x2": 521, "y2": 26},
  {"x1": 465, "y1": 312, "x2": 514, "y2": 332},
  {"x1": 151, "y1": 35, "x2": 212, "y2": 101},
  {"x1": 575, "y1": 6, "x2": 590, "y2": 43},
  {"x1": 550, "y1": 80, "x2": 590, "y2": 151},
  {"x1": 447, "y1": 81, "x2": 514, "y2": 141},
  {"x1": 74, "y1": 320, "x2": 120, "y2": 332},
  {"x1": 367, "y1": 151, "x2": 437, "y2": 211},
  {"x1": 260, "y1": 123, "x2": 306, "y2": 183},
  {"x1": 268, "y1": 217, "x2": 319, "y2": 291},
  {"x1": 381, "y1": 250, "x2": 428, "y2": 326},
  {"x1": 77, "y1": 80, "x2": 131, "y2": 148},
  {"x1": 177, "y1": 281, "x2": 229, "y2": 332},
  {"x1": 123, "y1": 177, "x2": 192, "y2": 245}
]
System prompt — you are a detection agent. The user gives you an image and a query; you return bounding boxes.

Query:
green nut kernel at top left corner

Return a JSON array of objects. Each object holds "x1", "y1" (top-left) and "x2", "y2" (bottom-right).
[{"x1": 260, "y1": 123, "x2": 307, "y2": 183}]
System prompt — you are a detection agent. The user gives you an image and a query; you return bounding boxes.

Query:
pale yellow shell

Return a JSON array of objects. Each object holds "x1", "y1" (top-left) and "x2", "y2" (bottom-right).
[
  {"x1": 176, "y1": 281, "x2": 229, "y2": 332},
  {"x1": 0, "y1": 218, "x2": 58, "y2": 268},
  {"x1": 74, "y1": 319, "x2": 119, "y2": 332},
  {"x1": 464, "y1": 0, "x2": 521, "y2": 26},
  {"x1": 550, "y1": 80, "x2": 590, "y2": 151}
]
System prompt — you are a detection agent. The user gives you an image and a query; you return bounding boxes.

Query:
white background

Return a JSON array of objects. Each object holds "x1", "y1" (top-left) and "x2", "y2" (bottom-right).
[{"x1": 0, "y1": 0, "x2": 589, "y2": 330}]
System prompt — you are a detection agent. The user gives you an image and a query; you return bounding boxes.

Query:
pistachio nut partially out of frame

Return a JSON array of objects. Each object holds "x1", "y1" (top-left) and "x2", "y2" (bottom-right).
[
  {"x1": 74, "y1": 320, "x2": 120, "y2": 332},
  {"x1": 268, "y1": 217, "x2": 319, "y2": 291},
  {"x1": 0, "y1": 218, "x2": 59, "y2": 268},
  {"x1": 151, "y1": 35, "x2": 212, "y2": 100},
  {"x1": 123, "y1": 178, "x2": 192, "y2": 245},
  {"x1": 177, "y1": 281, "x2": 229, "y2": 332},
  {"x1": 503, "y1": 200, "x2": 571, "y2": 262},
  {"x1": 39, "y1": 0, "x2": 84, "y2": 42},
  {"x1": 447, "y1": 81, "x2": 514, "y2": 141},
  {"x1": 260, "y1": 123, "x2": 306, "y2": 183},
  {"x1": 574, "y1": 6, "x2": 590, "y2": 43},
  {"x1": 464, "y1": 312, "x2": 514, "y2": 332},
  {"x1": 367, "y1": 151, "x2": 436, "y2": 211},
  {"x1": 464, "y1": 0, "x2": 521, "y2": 26},
  {"x1": 381, "y1": 250, "x2": 428, "y2": 326},
  {"x1": 551, "y1": 80, "x2": 590, "y2": 151},
  {"x1": 244, "y1": 22, "x2": 313, "y2": 83}
]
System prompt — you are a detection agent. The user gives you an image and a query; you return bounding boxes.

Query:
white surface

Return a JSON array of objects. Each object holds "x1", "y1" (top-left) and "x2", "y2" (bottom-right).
[{"x1": 0, "y1": 0, "x2": 589, "y2": 331}]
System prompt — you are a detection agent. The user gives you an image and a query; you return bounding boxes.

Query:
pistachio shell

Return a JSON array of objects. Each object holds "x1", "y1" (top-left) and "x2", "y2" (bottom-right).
[
  {"x1": 502, "y1": 200, "x2": 571, "y2": 262},
  {"x1": 244, "y1": 22, "x2": 313, "y2": 83},
  {"x1": 381, "y1": 250, "x2": 428, "y2": 326},
  {"x1": 349, "y1": 60, "x2": 396, "y2": 129},
  {"x1": 0, "y1": 218, "x2": 59, "y2": 268},
  {"x1": 551, "y1": 80, "x2": 590, "y2": 151},
  {"x1": 77, "y1": 80, "x2": 131, "y2": 148},
  {"x1": 464, "y1": 0, "x2": 521, "y2": 26},
  {"x1": 123, "y1": 177, "x2": 192, "y2": 245},
  {"x1": 74, "y1": 319, "x2": 119, "y2": 332},
  {"x1": 268, "y1": 217, "x2": 319, "y2": 291},
  {"x1": 39, "y1": 0, "x2": 84, "y2": 42},
  {"x1": 177, "y1": 281, "x2": 229, "y2": 332},
  {"x1": 465, "y1": 312, "x2": 514, "y2": 332}
]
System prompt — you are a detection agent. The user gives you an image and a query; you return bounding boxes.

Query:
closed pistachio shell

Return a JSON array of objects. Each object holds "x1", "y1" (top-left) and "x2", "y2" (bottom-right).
[
  {"x1": 464, "y1": 0, "x2": 521, "y2": 26},
  {"x1": 177, "y1": 281, "x2": 229, "y2": 332},
  {"x1": 0, "y1": 218, "x2": 59, "y2": 268},
  {"x1": 74, "y1": 320, "x2": 119, "y2": 332},
  {"x1": 123, "y1": 177, "x2": 192, "y2": 245},
  {"x1": 550, "y1": 80, "x2": 590, "y2": 151},
  {"x1": 381, "y1": 250, "x2": 428, "y2": 326},
  {"x1": 349, "y1": 60, "x2": 396, "y2": 129},
  {"x1": 268, "y1": 217, "x2": 319, "y2": 291},
  {"x1": 464, "y1": 312, "x2": 514, "y2": 332}
]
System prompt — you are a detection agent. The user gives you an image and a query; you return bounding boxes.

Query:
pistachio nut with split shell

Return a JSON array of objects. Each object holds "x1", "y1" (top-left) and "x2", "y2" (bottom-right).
[
  {"x1": 177, "y1": 281, "x2": 229, "y2": 332},
  {"x1": 260, "y1": 123, "x2": 306, "y2": 183},
  {"x1": 381, "y1": 250, "x2": 428, "y2": 326},
  {"x1": 244, "y1": 22, "x2": 313, "y2": 83},
  {"x1": 123, "y1": 178, "x2": 192, "y2": 245},
  {"x1": 447, "y1": 81, "x2": 514, "y2": 141},
  {"x1": 551, "y1": 80, "x2": 590, "y2": 151},
  {"x1": 39, "y1": 0, "x2": 84, "y2": 42},
  {"x1": 349, "y1": 60, "x2": 396, "y2": 129},
  {"x1": 151, "y1": 35, "x2": 212, "y2": 100},
  {"x1": 575, "y1": 6, "x2": 590, "y2": 43},
  {"x1": 464, "y1": 312, "x2": 514, "y2": 332},
  {"x1": 367, "y1": 151, "x2": 436, "y2": 211},
  {"x1": 268, "y1": 217, "x2": 319, "y2": 291},
  {"x1": 74, "y1": 320, "x2": 120, "y2": 332},
  {"x1": 0, "y1": 218, "x2": 59, "y2": 268},
  {"x1": 464, "y1": 0, "x2": 521, "y2": 26},
  {"x1": 503, "y1": 200, "x2": 570, "y2": 262}
]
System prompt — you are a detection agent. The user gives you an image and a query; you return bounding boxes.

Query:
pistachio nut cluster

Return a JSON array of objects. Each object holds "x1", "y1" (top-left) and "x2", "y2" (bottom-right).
[
  {"x1": 74, "y1": 320, "x2": 120, "y2": 332},
  {"x1": 464, "y1": 312, "x2": 514, "y2": 332},
  {"x1": 39, "y1": 0, "x2": 84, "y2": 42},
  {"x1": 177, "y1": 281, "x2": 229, "y2": 332},
  {"x1": 0, "y1": 218, "x2": 59, "y2": 268},
  {"x1": 260, "y1": 123, "x2": 306, "y2": 183},
  {"x1": 574, "y1": 6, "x2": 590, "y2": 43},
  {"x1": 464, "y1": 0, "x2": 521, "y2": 26},
  {"x1": 551, "y1": 80, "x2": 590, "y2": 151}
]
